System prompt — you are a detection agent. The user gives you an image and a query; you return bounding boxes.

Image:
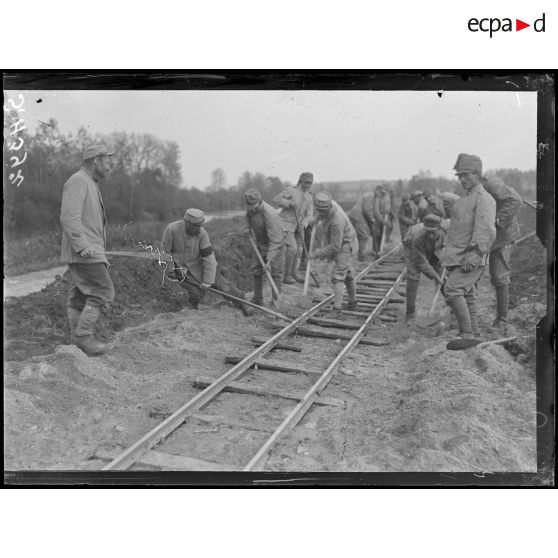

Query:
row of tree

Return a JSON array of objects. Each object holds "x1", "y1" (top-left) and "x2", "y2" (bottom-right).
[{"x1": 3, "y1": 113, "x2": 536, "y2": 235}]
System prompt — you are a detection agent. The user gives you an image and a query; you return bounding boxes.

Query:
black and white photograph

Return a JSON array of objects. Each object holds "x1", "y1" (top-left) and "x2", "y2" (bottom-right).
[{"x1": 3, "y1": 73, "x2": 554, "y2": 483}]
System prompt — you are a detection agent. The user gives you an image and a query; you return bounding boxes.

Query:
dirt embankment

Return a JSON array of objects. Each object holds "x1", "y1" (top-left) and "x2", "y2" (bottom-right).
[{"x1": 3, "y1": 217, "x2": 547, "y2": 473}]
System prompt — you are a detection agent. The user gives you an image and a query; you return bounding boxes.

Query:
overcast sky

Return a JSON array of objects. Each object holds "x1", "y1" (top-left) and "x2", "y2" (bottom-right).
[{"x1": 5, "y1": 89, "x2": 537, "y2": 189}]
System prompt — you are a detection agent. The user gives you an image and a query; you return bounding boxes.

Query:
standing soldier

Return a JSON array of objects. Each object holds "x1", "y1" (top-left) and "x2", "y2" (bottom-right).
[
  {"x1": 273, "y1": 172, "x2": 314, "y2": 283},
  {"x1": 482, "y1": 176, "x2": 523, "y2": 330},
  {"x1": 370, "y1": 184, "x2": 391, "y2": 255},
  {"x1": 244, "y1": 188, "x2": 285, "y2": 306},
  {"x1": 347, "y1": 191, "x2": 376, "y2": 261},
  {"x1": 402, "y1": 214, "x2": 446, "y2": 321},
  {"x1": 161, "y1": 208, "x2": 252, "y2": 315},
  {"x1": 422, "y1": 188, "x2": 445, "y2": 220},
  {"x1": 397, "y1": 193, "x2": 418, "y2": 240},
  {"x1": 385, "y1": 187, "x2": 397, "y2": 242},
  {"x1": 60, "y1": 145, "x2": 115, "y2": 356},
  {"x1": 309, "y1": 192, "x2": 358, "y2": 320},
  {"x1": 441, "y1": 154, "x2": 496, "y2": 338},
  {"x1": 411, "y1": 190, "x2": 428, "y2": 222}
]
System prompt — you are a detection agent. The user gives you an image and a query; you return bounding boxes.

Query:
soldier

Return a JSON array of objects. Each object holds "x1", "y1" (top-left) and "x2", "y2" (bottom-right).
[
  {"x1": 385, "y1": 187, "x2": 397, "y2": 242},
  {"x1": 411, "y1": 190, "x2": 428, "y2": 222},
  {"x1": 482, "y1": 176, "x2": 523, "y2": 330},
  {"x1": 422, "y1": 188, "x2": 445, "y2": 221},
  {"x1": 347, "y1": 191, "x2": 375, "y2": 261},
  {"x1": 370, "y1": 184, "x2": 391, "y2": 255},
  {"x1": 397, "y1": 193, "x2": 418, "y2": 240},
  {"x1": 440, "y1": 191, "x2": 460, "y2": 219},
  {"x1": 402, "y1": 214, "x2": 446, "y2": 321},
  {"x1": 309, "y1": 192, "x2": 358, "y2": 320},
  {"x1": 60, "y1": 145, "x2": 115, "y2": 356},
  {"x1": 244, "y1": 188, "x2": 285, "y2": 306},
  {"x1": 441, "y1": 154, "x2": 496, "y2": 338},
  {"x1": 161, "y1": 208, "x2": 252, "y2": 315},
  {"x1": 273, "y1": 172, "x2": 314, "y2": 283}
]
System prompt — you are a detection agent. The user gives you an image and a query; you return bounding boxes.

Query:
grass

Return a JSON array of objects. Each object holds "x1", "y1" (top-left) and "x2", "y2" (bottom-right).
[{"x1": 4, "y1": 216, "x2": 248, "y2": 277}]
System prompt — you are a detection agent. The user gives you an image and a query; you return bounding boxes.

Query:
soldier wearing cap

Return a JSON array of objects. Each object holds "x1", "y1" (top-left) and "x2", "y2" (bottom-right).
[
  {"x1": 422, "y1": 188, "x2": 445, "y2": 221},
  {"x1": 60, "y1": 144, "x2": 116, "y2": 356},
  {"x1": 441, "y1": 154, "x2": 496, "y2": 338},
  {"x1": 244, "y1": 188, "x2": 285, "y2": 305},
  {"x1": 309, "y1": 192, "x2": 358, "y2": 320},
  {"x1": 397, "y1": 193, "x2": 418, "y2": 240},
  {"x1": 162, "y1": 209, "x2": 219, "y2": 310},
  {"x1": 482, "y1": 175, "x2": 523, "y2": 330},
  {"x1": 369, "y1": 184, "x2": 391, "y2": 255},
  {"x1": 347, "y1": 191, "x2": 376, "y2": 261},
  {"x1": 402, "y1": 214, "x2": 447, "y2": 321},
  {"x1": 273, "y1": 172, "x2": 314, "y2": 283}
]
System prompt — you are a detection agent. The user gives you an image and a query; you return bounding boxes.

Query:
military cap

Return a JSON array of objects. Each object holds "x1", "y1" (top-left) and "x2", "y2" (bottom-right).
[
  {"x1": 313, "y1": 191, "x2": 333, "y2": 210},
  {"x1": 84, "y1": 145, "x2": 115, "y2": 161},
  {"x1": 423, "y1": 214, "x2": 443, "y2": 231},
  {"x1": 453, "y1": 153, "x2": 483, "y2": 175},
  {"x1": 423, "y1": 188, "x2": 435, "y2": 197},
  {"x1": 411, "y1": 190, "x2": 423, "y2": 199},
  {"x1": 401, "y1": 193, "x2": 411, "y2": 202},
  {"x1": 244, "y1": 188, "x2": 262, "y2": 206},
  {"x1": 184, "y1": 208, "x2": 205, "y2": 225},
  {"x1": 298, "y1": 172, "x2": 314, "y2": 183}
]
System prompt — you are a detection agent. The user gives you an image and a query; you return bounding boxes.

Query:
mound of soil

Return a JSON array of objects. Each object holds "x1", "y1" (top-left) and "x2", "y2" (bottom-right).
[{"x1": 4, "y1": 233, "x2": 254, "y2": 362}]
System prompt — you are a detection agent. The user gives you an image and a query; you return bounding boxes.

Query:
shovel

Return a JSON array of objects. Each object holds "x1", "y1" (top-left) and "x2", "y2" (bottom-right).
[
  {"x1": 446, "y1": 336, "x2": 518, "y2": 351},
  {"x1": 303, "y1": 224, "x2": 317, "y2": 296},
  {"x1": 247, "y1": 233, "x2": 281, "y2": 308}
]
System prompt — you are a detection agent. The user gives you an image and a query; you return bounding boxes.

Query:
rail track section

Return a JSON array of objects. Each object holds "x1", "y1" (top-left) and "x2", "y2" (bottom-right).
[{"x1": 102, "y1": 244, "x2": 406, "y2": 471}]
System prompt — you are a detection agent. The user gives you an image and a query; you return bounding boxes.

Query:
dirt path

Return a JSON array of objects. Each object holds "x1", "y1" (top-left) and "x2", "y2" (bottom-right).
[{"x1": 4, "y1": 241, "x2": 540, "y2": 472}]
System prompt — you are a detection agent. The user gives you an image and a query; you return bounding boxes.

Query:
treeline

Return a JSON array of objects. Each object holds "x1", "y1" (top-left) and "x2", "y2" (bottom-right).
[{"x1": 3, "y1": 116, "x2": 293, "y2": 234}]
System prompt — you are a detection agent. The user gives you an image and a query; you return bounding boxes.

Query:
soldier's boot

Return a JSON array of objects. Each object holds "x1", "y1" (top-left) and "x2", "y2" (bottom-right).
[
  {"x1": 283, "y1": 253, "x2": 296, "y2": 284},
  {"x1": 68, "y1": 307, "x2": 82, "y2": 342},
  {"x1": 74, "y1": 303, "x2": 110, "y2": 356},
  {"x1": 345, "y1": 276, "x2": 358, "y2": 310},
  {"x1": 466, "y1": 299, "x2": 480, "y2": 337},
  {"x1": 447, "y1": 296, "x2": 473, "y2": 338},
  {"x1": 493, "y1": 285, "x2": 509, "y2": 329},
  {"x1": 252, "y1": 275, "x2": 264, "y2": 306},
  {"x1": 357, "y1": 238, "x2": 367, "y2": 261},
  {"x1": 405, "y1": 278, "x2": 420, "y2": 321},
  {"x1": 329, "y1": 281, "x2": 345, "y2": 320}
]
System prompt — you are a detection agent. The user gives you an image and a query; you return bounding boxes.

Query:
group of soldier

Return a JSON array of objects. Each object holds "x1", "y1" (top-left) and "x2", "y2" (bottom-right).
[{"x1": 60, "y1": 146, "x2": 523, "y2": 356}]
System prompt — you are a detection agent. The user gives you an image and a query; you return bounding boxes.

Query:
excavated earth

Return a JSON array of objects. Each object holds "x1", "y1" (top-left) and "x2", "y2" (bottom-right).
[{"x1": 3, "y1": 217, "x2": 547, "y2": 474}]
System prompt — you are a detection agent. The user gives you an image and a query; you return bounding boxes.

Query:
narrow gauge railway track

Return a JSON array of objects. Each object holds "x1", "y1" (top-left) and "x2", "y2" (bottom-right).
[{"x1": 102, "y1": 244, "x2": 406, "y2": 471}]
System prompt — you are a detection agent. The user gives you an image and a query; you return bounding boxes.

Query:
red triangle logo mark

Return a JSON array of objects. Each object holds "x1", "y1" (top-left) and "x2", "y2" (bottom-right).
[{"x1": 516, "y1": 19, "x2": 530, "y2": 31}]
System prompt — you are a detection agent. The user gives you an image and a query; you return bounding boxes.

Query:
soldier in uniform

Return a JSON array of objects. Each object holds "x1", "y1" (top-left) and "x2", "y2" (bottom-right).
[
  {"x1": 482, "y1": 176, "x2": 523, "y2": 330},
  {"x1": 422, "y1": 188, "x2": 445, "y2": 220},
  {"x1": 441, "y1": 154, "x2": 496, "y2": 338},
  {"x1": 309, "y1": 192, "x2": 358, "y2": 320},
  {"x1": 244, "y1": 188, "x2": 285, "y2": 306},
  {"x1": 273, "y1": 172, "x2": 314, "y2": 283},
  {"x1": 60, "y1": 145, "x2": 116, "y2": 356},
  {"x1": 370, "y1": 184, "x2": 391, "y2": 255},
  {"x1": 397, "y1": 193, "x2": 418, "y2": 240},
  {"x1": 161, "y1": 208, "x2": 252, "y2": 315},
  {"x1": 411, "y1": 190, "x2": 428, "y2": 223},
  {"x1": 402, "y1": 214, "x2": 446, "y2": 321},
  {"x1": 347, "y1": 191, "x2": 376, "y2": 261}
]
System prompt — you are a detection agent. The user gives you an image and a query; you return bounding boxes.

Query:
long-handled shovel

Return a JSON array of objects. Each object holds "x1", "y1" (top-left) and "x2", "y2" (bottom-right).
[
  {"x1": 447, "y1": 336, "x2": 518, "y2": 351},
  {"x1": 293, "y1": 209, "x2": 320, "y2": 288},
  {"x1": 181, "y1": 270, "x2": 289, "y2": 321},
  {"x1": 246, "y1": 233, "x2": 281, "y2": 308},
  {"x1": 427, "y1": 268, "x2": 447, "y2": 317},
  {"x1": 303, "y1": 224, "x2": 317, "y2": 296},
  {"x1": 379, "y1": 218, "x2": 387, "y2": 254}
]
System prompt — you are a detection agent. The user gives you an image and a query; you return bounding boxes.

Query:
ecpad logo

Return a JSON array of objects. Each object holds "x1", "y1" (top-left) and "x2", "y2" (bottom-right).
[{"x1": 468, "y1": 13, "x2": 546, "y2": 37}]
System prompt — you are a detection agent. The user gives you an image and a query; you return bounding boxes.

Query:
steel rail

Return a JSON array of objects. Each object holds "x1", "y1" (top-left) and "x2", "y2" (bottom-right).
[
  {"x1": 102, "y1": 242, "x2": 402, "y2": 471},
  {"x1": 244, "y1": 266, "x2": 407, "y2": 471}
]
